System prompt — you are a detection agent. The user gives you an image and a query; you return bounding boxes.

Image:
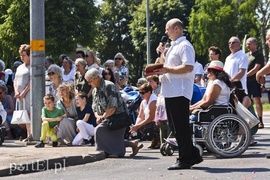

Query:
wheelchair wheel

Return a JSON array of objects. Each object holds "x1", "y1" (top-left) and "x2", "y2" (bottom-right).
[
  {"x1": 206, "y1": 114, "x2": 251, "y2": 158},
  {"x1": 165, "y1": 143, "x2": 174, "y2": 156},
  {"x1": 160, "y1": 143, "x2": 167, "y2": 156},
  {"x1": 195, "y1": 144, "x2": 203, "y2": 156}
]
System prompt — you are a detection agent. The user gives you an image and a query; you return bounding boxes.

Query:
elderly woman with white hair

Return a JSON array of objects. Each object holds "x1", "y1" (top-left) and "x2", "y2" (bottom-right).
[
  {"x1": 48, "y1": 64, "x2": 63, "y2": 102},
  {"x1": 85, "y1": 68, "x2": 143, "y2": 157},
  {"x1": 113, "y1": 52, "x2": 129, "y2": 89}
]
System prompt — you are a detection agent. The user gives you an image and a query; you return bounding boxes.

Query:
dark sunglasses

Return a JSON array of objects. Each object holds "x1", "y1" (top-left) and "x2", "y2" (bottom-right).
[
  {"x1": 115, "y1": 58, "x2": 122, "y2": 60},
  {"x1": 228, "y1": 41, "x2": 238, "y2": 45},
  {"x1": 48, "y1": 72, "x2": 55, "y2": 76},
  {"x1": 139, "y1": 91, "x2": 146, "y2": 95},
  {"x1": 105, "y1": 73, "x2": 111, "y2": 75}
]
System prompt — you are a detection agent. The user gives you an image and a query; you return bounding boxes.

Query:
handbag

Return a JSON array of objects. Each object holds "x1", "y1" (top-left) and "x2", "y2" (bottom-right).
[
  {"x1": 11, "y1": 99, "x2": 31, "y2": 124},
  {"x1": 234, "y1": 101, "x2": 260, "y2": 129},
  {"x1": 107, "y1": 111, "x2": 132, "y2": 130}
]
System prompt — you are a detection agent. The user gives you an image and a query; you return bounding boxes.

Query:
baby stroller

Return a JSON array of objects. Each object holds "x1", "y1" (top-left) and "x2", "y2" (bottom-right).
[
  {"x1": 120, "y1": 90, "x2": 142, "y2": 139},
  {"x1": 160, "y1": 84, "x2": 206, "y2": 156},
  {"x1": 160, "y1": 132, "x2": 178, "y2": 156}
]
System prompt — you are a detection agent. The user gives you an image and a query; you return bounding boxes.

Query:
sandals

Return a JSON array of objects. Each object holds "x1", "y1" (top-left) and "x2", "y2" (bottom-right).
[
  {"x1": 258, "y1": 123, "x2": 264, "y2": 129},
  {"x1": 130, "y1": 142, "x2": 144, "y2": 157}
]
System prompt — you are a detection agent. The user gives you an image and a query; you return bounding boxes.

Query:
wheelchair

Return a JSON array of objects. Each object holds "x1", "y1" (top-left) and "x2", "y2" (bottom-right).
[
  {"x1": 193, "y1": 104, "x2": 251, "y2": 158},
  {"x1": 160, "y1": 104, "x2": 251, "y2": 158}
]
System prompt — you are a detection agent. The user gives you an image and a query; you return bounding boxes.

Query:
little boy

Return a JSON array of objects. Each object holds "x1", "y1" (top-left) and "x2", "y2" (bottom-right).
[
  {"x1": 72, "y1": 92, "x2": 96, "y2": 146},
  {"x1": 35, "y1": 94, "x2": 65, "y2": 148}
]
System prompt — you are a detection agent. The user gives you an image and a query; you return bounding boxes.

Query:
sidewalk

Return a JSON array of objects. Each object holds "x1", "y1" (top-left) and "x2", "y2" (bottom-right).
[{"x1": 0, "y1": 140, "x2": 105, "y2": 177}]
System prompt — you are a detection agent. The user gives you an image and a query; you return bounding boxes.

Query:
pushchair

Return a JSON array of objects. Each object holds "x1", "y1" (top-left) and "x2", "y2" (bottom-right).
[
  {"x1": 160, "y1": 84, "x2": 206, "y2": 156},
  {"x1": 120, "y1": 90, "x2": 142, "y2": 139}
]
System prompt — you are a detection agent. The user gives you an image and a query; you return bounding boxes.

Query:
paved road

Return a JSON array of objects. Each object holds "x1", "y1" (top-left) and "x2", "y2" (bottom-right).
[
  {"x1": 1, "y1": 114, "x2": 269, "y2": 180},
  {"x1": 1, "y1": 133, "x2": 270, "y2": 180}
]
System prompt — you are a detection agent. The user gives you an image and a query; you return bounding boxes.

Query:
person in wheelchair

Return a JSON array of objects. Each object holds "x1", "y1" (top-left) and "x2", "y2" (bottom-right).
[{"x1": 189, "y1": 60, "x2": 231, "y2": 124}]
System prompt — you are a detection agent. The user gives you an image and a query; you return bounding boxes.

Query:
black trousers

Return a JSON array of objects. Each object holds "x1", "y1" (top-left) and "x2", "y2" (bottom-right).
[{"x1": 165, "y1": 96, "x2": 200, "y2": 164}]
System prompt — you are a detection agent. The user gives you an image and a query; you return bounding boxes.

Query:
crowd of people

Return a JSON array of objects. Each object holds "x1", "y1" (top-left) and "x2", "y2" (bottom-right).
[{"x1": 0, "y1": 17, "x2": 270, "y2": 168}]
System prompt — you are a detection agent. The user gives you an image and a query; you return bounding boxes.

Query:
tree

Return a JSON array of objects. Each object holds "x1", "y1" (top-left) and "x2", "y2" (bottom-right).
[
  {"x1": 256, "y1": 0, "x2": 270, "y2": 60},
  {"x1": 130, "y1": 0, "x2": 186, "y2": 63},
  {"x1": 188, "y1": 0, "x2": 259, "y2": 63},
  {"x1": 95, "y1": 0, "x2": 142, "y2": 84},
  {"x1": 0, "y1": 0, "x2": 99, "y2": 67}
]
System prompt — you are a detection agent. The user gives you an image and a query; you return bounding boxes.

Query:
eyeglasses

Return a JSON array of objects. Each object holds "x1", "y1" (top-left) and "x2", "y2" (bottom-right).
[
  {"x1": 48, "y1": 72, "x2": 55, "y2": 76},
  {"x1": 105, "y1": 73, "x2": 111, "y2": 76},
  {"x1": 228, "y1": 41, "x2": 239, "y2": 45},
  {"x1": 139, "y1": 91, "x2": 146, "y2": 95},
  {"x1": 209, "y1": 54, "x2": 216, "y2": 56},
  {"x1": 88, "y1": 76, "x2": 96, "y2": 83},
  {"x1": 115, "y1": 58, "x2": 122, "y2": 60}
]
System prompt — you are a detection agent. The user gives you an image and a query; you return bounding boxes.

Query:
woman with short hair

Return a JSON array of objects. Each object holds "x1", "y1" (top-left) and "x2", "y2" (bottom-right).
[{"x1": 85, "y1": 68, "x2": 143, "y2": 157}]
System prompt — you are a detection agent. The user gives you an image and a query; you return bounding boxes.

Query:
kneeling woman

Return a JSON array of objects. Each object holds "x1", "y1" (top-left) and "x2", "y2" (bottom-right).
[
  {"x1": 85, "y1": 69, "x2": 143, "y2": 157},
  {"x1": 189, "y1": 61, "x2": 231, "y2": 122}
]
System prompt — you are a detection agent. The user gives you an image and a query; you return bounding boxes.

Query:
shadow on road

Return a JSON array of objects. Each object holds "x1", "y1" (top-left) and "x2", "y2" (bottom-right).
[{"x1": 193, "y1": 167, "x2": 270, "y2": 173}]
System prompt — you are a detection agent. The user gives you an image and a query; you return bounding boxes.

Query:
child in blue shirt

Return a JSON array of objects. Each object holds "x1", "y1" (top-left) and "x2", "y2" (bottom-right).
[{"x1": 72, "y1": 92, "x2": 96, "y2": 145}]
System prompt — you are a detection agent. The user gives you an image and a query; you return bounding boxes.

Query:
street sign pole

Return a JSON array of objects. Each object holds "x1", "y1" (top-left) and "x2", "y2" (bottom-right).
[{"x1": 30, "y1": 0, "x2": 45, "y2": 140}]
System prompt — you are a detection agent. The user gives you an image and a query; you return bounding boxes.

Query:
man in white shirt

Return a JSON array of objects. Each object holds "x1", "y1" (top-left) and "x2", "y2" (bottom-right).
[
  {"x1": 224, "y1": 36, "x2": 248, "y2": 93},
  {"x1": 194, "y1": 60, "x2": 204, "y2": 86},
  {"x1": 256, "y1": 29, "x2": 270, "y2": 159},
  {"x1": 156, "y1": 18, "x2": 203, "y2": 170}
]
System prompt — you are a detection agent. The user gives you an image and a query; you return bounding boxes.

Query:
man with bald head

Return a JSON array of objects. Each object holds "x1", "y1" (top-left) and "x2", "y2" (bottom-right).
[
  {"x1": 156, "y1": 18, "x2": 203, "y2": 170},
  {"x1": 246, "y1": 37, "x2": 264, "y2": 128},
  {"x1": 224, "y1": 36, "x2": 248, "y2": 93}
]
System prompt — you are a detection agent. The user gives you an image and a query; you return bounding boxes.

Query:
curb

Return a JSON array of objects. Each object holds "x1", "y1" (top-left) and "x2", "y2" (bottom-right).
[{"x1": 0, "y1": 152, "x2": 106, "y2": 177}]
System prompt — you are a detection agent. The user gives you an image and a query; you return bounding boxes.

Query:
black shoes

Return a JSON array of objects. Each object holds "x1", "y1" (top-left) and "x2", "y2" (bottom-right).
[
  {"x1": 190, "y1": 156, "x2": 203, "y2": 166},
  {"x1": 84, "y1": 137, "x2": 95, "y2": 146},
  {"x1": 168, "y1": 156, "x2": 203, "y2": 170},
  {"x1": 35, "y1": 141, "x2": 45, "y2": 148},
  {"x1": 168, "y1": 162, "x2": 191, "y2": 170},
  {"x1": 52, "y1": 141, "x2": 58, "y2": 147}
]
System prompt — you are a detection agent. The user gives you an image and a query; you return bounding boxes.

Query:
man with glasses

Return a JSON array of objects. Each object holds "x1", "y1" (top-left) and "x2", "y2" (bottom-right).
[
  {"x1": 203, "y1": 46, "x2": 222, "y2": 86},
  {"x1": 224, "y1": 36, "x2": 248, "y2": 93}
]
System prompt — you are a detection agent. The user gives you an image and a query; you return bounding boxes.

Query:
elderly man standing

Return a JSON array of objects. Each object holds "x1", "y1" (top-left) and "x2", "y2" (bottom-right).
[
  {"x1": 246, "y1": 37, "x2": 265, "y2": 128},
  {"x1": 224, "y1": 36, "x2": 248, "y2": 93},
  {"x1": 156, "y1": 18, "x2": 203, "y2": 170},
  {"x1": 256, "y1": 29, "x2": 270, "y2": 159}
]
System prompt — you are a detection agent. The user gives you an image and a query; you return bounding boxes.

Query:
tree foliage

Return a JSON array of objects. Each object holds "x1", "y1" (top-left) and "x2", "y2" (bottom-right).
[
  {"x1": 0, "y1": 0, "x2": 99, "y2": 67},
  {"x1": 188, "y1": 0, "x2": 259, "y2": 63},
  {"x1": 95, "y1": 0, "x2": 143, "y2": 83}
]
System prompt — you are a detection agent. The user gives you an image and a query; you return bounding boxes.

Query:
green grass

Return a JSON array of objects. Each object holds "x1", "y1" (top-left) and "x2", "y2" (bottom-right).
[
  {"x1": 254, "y1": 103, "x2": 270, "y2": 112},
  {"x1": 262, "y1": 103, "x2": 270, "y2": 112}
]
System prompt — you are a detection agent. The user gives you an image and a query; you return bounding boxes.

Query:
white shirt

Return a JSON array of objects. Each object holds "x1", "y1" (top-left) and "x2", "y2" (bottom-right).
[
  {"x1": 206, "y1": 79, "x2": 230, "y2": 105},
  {"x1": 62, "y1": 68, "x2": 75, "y2": 85},
  {"x1": 161, "y1": 36, "x2": 195, "y2": 100},
  {"x1": 194, "y1": 61, "x2": 204, "y2": 75},
  {"x1": 194, "y1": 61, "x2": 204, "y2": 86},
  {"x1": 224, "y1": 50, "x2": 248, "y2": 93},
  {"x1": 142, "y1": 94, "x2": 157, "y2": 120}
]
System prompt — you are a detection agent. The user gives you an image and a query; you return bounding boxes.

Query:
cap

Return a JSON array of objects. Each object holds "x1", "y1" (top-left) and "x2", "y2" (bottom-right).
[{"x1": 208, "y1": 60, "x2": 223, "y2": 71}]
